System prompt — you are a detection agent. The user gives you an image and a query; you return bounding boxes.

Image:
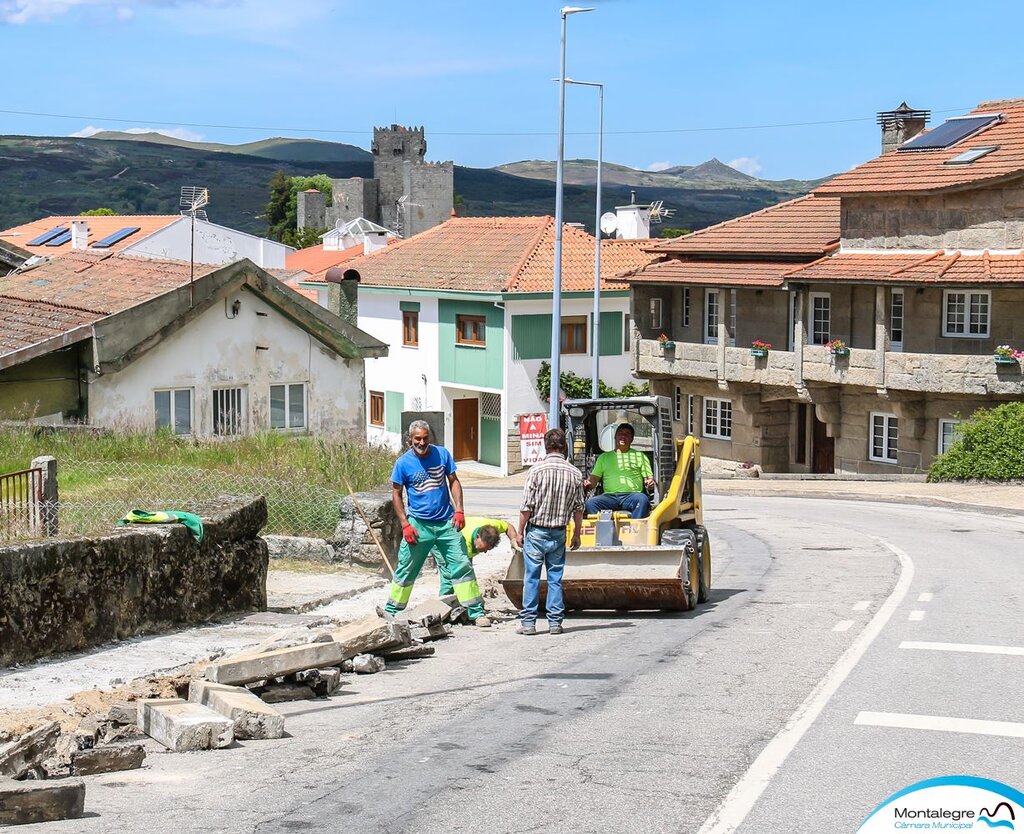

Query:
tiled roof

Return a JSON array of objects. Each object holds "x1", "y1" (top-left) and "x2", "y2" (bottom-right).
[
  {"x1": 0, "y1": 296, "x2": 99, "y2": 354},
  {"x1": 0, "y1": 215, "x2": 180, "y2": 255},
  {"x1": 619, "y1": 258, "x2": 789, "y2": 287},
  {"x1": 784, "y1": 250, "x2": 1024, "y2": 285},
  {"x1": 817, "y1": 99, "x2": 1024, "y2": 195},
  {"x1": 342, "y1": 216, "x2": 657, "y2": 294},
  {"x1": 647, "y1": 195, "x2": 840, "y2": 256},
  {"x1": 285, "y1": 243, "x2": 365, "y2": 278}
]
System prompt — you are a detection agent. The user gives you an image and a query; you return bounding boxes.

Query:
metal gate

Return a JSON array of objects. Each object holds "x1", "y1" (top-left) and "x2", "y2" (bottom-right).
[{"x1": 0, "y1": 467, "x2": 43, "y2": 539}]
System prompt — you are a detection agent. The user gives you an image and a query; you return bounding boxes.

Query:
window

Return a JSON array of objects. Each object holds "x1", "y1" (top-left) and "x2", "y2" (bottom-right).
[
  {"x1": 456, "y1": 314, "x2": 486, "y2": 346},
  {"x1": 788, "y1": 291, "x2": 799, "y2": 351},
  {"x1": 870, "y1": 413, "x2": 899, "y2": 464},
  {"x1": 213, "y1": 387, "x2": 245, "y2": 435},
  {"x1": 369, "y1": 391, "x2": 384, "y2": 427},
  {"x1": 938, "y1": 419, "x2": 962, "y2": 455},
  {"x1": 650, "y1": 297, "x2": 663, "y2": 330},
  {"x1": 673, "y1": 386, "x2": 683, "y2": 422},
  {"x1": 154, "y1": 388, "x2": 192, "y2": 435},
  {"x1": 688, "y1": 394, "x2": 696, "y2": 436},
  {"x1": 810, "y1": 292, "x2": 831, "y2": 345},
  {"x1": 623, "y1": 314, "x2": 632, "y2": 352},
  {"x1": 271, "y1": 383, "x2": 306, "y2": 430},
  {"x1": 943, "y1": 290, "x2": 990, "y2": 337},
  {"x1": 561, "y1": 316, "x2": 587, "y2": 354},
  {"x1": 704, "y1": 397, "x2": 732, "y2": 439},
  {"x1": 705, "y1": 290, "x2": 720, "y2": 345},
  {"x1": 402, "y1": 310, "x2": 419, "y2": 347},
  {"x1": 682, "y1": 287, "x2": 690, "y2": 328},
  {"x1": 890, "y1": 289, "x2": 904, "y2": 352}
]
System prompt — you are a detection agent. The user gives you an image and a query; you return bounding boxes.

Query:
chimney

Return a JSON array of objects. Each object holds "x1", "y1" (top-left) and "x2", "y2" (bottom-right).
[
  {"x1": 325, "y1": 266, "x2": 360, "y2": 325},
  {"x1": 614, "y1": 192, "x2": 651, "y2": 240},
  {"x1": 71, "y1": 220, "x2": 89, "y2": 250},
  {"x1": 363, "y1": 232, "x2": 388, "y2": 255},
  {"x1": 877, "y1": 101, "x2": 930, "y2": 154}
]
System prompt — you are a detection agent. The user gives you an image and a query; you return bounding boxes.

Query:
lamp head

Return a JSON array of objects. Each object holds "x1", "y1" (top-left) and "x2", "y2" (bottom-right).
[{"x1": 561, "y1": 6, "x2": 595, "y2": 16}]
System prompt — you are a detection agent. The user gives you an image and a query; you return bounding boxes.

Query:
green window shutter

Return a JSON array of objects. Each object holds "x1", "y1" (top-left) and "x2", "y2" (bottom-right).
[
  {"x1": 511, "y1": 314, "x2": 552, "y2": 361},
  {"x1": 599, "y1": 311, "x2": 623, "y2": 356},
  {"x1": 385, "y1": 391, "x2": 404, "y2": 433},
  {"x1": 399, "y1": 301, "x2": 420, "y2": 312}
]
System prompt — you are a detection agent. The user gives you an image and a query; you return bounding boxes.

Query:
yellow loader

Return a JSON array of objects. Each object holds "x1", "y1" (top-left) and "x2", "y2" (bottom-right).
[{"x1": 502, "y1": 396, "x2": 711, "y2": 612}]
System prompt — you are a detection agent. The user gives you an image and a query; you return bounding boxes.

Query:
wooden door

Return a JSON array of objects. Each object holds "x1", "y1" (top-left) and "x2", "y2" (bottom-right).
[
  {"x1": 811, "y1": 412, "x2": 835, "y2": 474},
  {"x1": 453, "y1": 398, "x2": 479, "y2": 461}
]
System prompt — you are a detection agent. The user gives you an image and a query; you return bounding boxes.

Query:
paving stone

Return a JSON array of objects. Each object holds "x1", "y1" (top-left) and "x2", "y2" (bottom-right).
[
  {"x1": 70, "y1": 745, "x2": 145, "y2": 776},
  {"x1": 330, "y1": 617, "x2": 411, "y2": 660},
  {"x1": 0, "y1": 722, "x2": 60, "y2": 779},
  {"x1": 137, "y1": 698, "x2": 234, "y2": 752},
  {"x1": 205, "y1": 641, "x2": 345, "y2": 686},
  {"x1": 257, "y1": 683, "x2": 316, "y2": 703},
  {"x1": 352, "y1": 654, "x2": 386, "y2": 674},
  {"x1": 0, "y1": 776, "x2": 85, "y2": 826},
  {"x1": 188, "y1": 680, "x2": 285, "y2": 740}
]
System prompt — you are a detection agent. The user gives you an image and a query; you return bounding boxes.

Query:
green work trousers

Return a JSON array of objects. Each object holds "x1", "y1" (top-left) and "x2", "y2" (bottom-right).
[
  {"x1": 385, "y1": 517, "x2": 485, "y2": 619},
  {"x1": 439, "y1": 552, "x2": 474, "y2": 596}
]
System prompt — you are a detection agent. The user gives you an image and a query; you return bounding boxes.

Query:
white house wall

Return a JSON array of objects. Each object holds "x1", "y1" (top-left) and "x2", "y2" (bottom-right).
[
  {"x1": 88, "y1": 286, "x2": 364, "y2": 435},
  {"x1": 125, "y1": 219, "x2": 292, "y2": 268}
]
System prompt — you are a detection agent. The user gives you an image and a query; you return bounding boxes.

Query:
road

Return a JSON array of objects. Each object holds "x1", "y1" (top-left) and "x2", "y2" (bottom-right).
[{"x1": 33, "y1": 492, "x2": 1024, "y2": 834}]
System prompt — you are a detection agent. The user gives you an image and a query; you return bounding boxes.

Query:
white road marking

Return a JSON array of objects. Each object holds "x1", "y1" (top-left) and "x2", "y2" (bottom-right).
[
  {"x1": 852, "y1": 601, "x2": 870, "y2": 611},
  {"x1": 917, "y1": 592, "x2": 933, "y2": 602},
  {"x1": 855, "y1": 712, "x2": 1024, "y2": 739},
  {"x1": 833, "y1": 620, "x2": 854, "y2": 632},
  {"x1": 697, "y1": 539, "x2": 914, "y2": 834},
  {"x1": 908, "y1": 610, "x2": 926, "y2": 622},
  {"x1": 900, "y1": 641, "x2": 1024, "y2": 657}
]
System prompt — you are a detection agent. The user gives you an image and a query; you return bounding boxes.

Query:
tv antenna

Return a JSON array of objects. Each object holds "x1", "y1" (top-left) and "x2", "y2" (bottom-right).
[
  {"x1": 180, "y1": 185, "x2": 209, "y2": 306},
  {"x1": 394, "y1": 194, "x2": 423, "y2": 239},
  {"x1": 648, "y1": 200, "x2": 675, "y2": 224}
]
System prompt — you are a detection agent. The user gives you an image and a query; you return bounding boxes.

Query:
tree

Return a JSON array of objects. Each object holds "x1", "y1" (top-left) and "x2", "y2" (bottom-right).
[
  {"x1": 659, "y1": 227, "x2": 692, "y2": 239},
  {"x1": 80, "y1": 207, "x2": 116, "y2": 216},
  {"x1": 285, "y1": 226, "x2": 327, "y2": 249},
  {"x1": 266, "y1": 170, "x2": 293, "y2": 242}
]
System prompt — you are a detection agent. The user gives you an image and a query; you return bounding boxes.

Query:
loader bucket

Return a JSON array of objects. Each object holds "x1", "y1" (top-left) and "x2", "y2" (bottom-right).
[{"x1": 501, "y1": 546, "x2": 696, "y2": 613}]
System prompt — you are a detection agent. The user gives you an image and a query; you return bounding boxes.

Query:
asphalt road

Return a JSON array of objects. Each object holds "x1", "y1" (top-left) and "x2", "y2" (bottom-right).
[{"x1": 34, "y1": 492, "x2": 1024, "y2": 834}]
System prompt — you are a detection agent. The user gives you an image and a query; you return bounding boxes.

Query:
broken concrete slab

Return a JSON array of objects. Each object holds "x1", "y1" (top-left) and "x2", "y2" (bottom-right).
[
  {"x1": 401, "y1": 598, "x2": 462, "y2": 627},
  {"x1": 205, "y1": 641, "x2": 345, "y2": 686},
  {"x1": 70, "y1": 744, "x2": 145, "y2": 776},
  {"x1": 137, "y1": 698, "x2": 234, "y2": 752},
  {"x1": 294, "y1": 668, "x2": 342, "y2": 697},
  {"x1": 380, "y1": 645, "x2": 436, "y2": 661},
  {"x1": 188, "y1": 680, "x2": 284, "y2": 740},
  {"x1": 106, "y1": 702, "x2": 138, "y2": 726},
  {"x1": 0, "y1": 722, "x2": 60, "y2": 779},
  {"x1": 352, "y1": 655, "x2": 386, "y2": 674},
  {"x1": 0, "y1": 776, "x2": 85, "y2": 826},
  {"x1": 330, "y1": 617, "x2": 411, "y2": 660},
  {"x1": 440, "y1": 594, "x2": 471, "y2": 624},
  {"x1": 256, "y1": 683, "x2": 316, "y2": 703},
  {"x1": 411, "y1": 623, "x2": 453, "y2": 643}
]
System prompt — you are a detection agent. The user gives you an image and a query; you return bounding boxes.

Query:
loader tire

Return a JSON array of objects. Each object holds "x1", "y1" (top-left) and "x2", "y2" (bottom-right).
[
  {"x1": 695, "y1": 525, "x2": 712, "y2": 603},
  {"x1": 661, "y1": 528, "x2": 698, "y2": 610}
]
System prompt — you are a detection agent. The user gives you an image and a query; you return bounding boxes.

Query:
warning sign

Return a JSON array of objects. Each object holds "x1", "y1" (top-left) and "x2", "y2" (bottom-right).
[{"x1": 519, "y1": 413, "x2": 547, "y2": 466}]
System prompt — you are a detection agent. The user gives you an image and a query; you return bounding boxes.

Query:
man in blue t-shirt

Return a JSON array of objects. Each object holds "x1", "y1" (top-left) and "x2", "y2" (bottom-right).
[{"x1": 385, "y1": 420, "x2": 491, "y2": 626}]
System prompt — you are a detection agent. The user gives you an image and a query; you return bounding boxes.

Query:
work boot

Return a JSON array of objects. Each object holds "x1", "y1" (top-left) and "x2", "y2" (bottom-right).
[
  {"x1": 548, "y1": 624, "x2": 564, "y2": 635},
  {"x1": 516, "y1": 623, "x2": 537, "y2": 636},
  {"x1": 375, "y1": 605, "x2": 395, "y2": 621},
  {"x1": 473, "y1": 616, "x2": 492, "y2": 628}
]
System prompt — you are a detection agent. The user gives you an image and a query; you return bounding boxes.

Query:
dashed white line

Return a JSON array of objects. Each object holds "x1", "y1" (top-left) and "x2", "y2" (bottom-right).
[
  {"x1": 900, "y1": 641, "x2": 1024, "y2": 657},
  {"x1": 833, "y1": 620, "x2": 855, "y2": 632},
  {"x1": 908, "y1": 610, "x2": 926, "y2": 622},
  {"x1": 852, "y1": 601, "x2": 870, "y2": 611},
  {"x1": 917, "y1": 592, "x2": 933, "y2": 603},
  {"x1": 855, "y1": 712, "x2": 1024, "y2": 739}
]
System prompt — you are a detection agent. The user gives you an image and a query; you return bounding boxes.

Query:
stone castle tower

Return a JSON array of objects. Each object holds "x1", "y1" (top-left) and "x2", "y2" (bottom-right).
[{"x1": 298, "y1": 125, "x2": 454, "y2": 240}]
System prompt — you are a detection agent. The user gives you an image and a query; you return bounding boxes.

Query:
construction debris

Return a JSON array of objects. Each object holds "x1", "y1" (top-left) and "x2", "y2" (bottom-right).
[
  {"x1": 294, "y1": 668, "x2": 343, "y2": 697},
  {"x1": 137, "y1": 698, "x2": 234, "y2": 752},
  {"x1": 411, "y1": 623, "x2": 453, "y2": 643},
  {"x1": 105, "y1": 703, "x2": 137, "y2": 726},
  {"x1": 0, "y1": 722, "x2": 60, "y2": 779},
  {"x1": 70, "y1": 744, "x2": 145, "y2": 776},
  {"x1": 352, "y1": 655, "x2": 386, "y2": 674},
  {"x1": 0, "y1": 776, "x2": 85, "y2": 826},
  {"x1": 330, "y1": 617, "x2": 411, "y2": 660},
  {"x1": 379, "y1": 645, "x2": 436, "y2": 661},
  {"x1": 440, "y1": 594, "x2": 472, "y2": 624},
  {"x1": 255, "y1": 682, "x2": 316, "y2": 703},
  {"x1": 188, "y1": 681, "x2": 285, "y2": 740},
  {"x1": 204, "y1": 642, "x2": 345, "y2": 686},
  {"x1": 401, "y1": 598, "x2": 464, "y2": 627}
]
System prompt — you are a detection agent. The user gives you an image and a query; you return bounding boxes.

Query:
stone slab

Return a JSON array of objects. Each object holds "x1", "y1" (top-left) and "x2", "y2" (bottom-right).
[
  {"x1": 0, "y1": 776, "x2": 85, "y2": 826},
  {"x1": 352, "y1": 654, "x2": 385, "y2": 674},
  {"x1": 330, "y1": 617, "x2": 411, "y2": 660},
  {"x1": 106, "y1": 702, "x2": 138, "y2": 726},
  {"x1": 137, "y1": 698, "x2": 234, "y2": 752},
  {"x1": 294, "y1": 668, "x2": 342, "y2": 697},
  {"x1": 411, "y1": 623, "x2": 453, "y2": 643},
  {"x1": 257, "y1": 683, "x2": 316, "y2": 703},
  {"x1": 70, "y1": 744, "x2": 145, "y2": 776},
  {"x1": 188, "y1": 680, "x2": 284, "y2": 740},
  {"x1": 380, "y1": 645, "x2": 436, "y2": 661},
  {"x1": 0, "y1": 722, "x2": 60, "y2": 779},
  {"x1": 205, "y1": 641, "x2": 345, "y2": 685},
  {"x1": 402, "y1": 598, "x2": 459, "y2": 627}
]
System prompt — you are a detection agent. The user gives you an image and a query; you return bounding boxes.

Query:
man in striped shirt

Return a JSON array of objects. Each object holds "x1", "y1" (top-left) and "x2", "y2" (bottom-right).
[{"x1": 517, "y1": 428, "x2": 584, "y2": 636}]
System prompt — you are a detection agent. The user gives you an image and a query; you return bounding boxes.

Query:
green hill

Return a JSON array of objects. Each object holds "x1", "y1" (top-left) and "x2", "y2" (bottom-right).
[{"x1": 87, "y1": 131, "x2": 373, "y2": 163}]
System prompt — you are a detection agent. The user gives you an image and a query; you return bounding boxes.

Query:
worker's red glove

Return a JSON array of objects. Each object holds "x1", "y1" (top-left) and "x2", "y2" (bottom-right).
[
  {"x1": 402, "y1": 523, "x2": 418, "y2": 544},
  {"x1": 453, "y1": 511, "x2": 465, "y2": 531}
]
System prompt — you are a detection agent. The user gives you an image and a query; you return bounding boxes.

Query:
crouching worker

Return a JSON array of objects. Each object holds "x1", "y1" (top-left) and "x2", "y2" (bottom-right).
[
  {"x1": 385, "y1": 420, "x2": 491, "y2": 627},
  {"x1": 439, "y1": 517, "x2": 522, "y2": 596}
]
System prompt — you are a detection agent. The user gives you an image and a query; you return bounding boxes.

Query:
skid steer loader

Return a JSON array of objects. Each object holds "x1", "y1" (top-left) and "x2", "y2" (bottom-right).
[{"x1": 502, "y1": 396, "x2": 711, "y2": 613}]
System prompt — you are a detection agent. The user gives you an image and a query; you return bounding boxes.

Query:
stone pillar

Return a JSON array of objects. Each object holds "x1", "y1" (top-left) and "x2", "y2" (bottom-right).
[
  {"x1": 297, "y1": 190, "x2": 326, "y2": 232},
  {"x1": 30, "y1": 455, "x2": 58, "y2": 537},
  {"x1": 874, "y1": 286, "x2": 888, "y2": 390}
]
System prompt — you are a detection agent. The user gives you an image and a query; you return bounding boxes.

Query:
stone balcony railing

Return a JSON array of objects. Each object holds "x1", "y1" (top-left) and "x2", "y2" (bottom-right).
[{"x1": 636, "y1": 339, "x2": 1024, "y2": 395}]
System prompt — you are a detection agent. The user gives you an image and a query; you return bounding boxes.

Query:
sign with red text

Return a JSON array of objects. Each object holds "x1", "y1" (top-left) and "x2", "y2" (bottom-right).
[{"x1": 519, "y1": 413, "x2": 547, "y2": 466}]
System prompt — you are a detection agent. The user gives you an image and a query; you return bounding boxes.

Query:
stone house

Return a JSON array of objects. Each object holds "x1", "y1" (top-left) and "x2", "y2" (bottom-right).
[
  {"x1": 623, "y1": 99, "x2": 1024, "y2": 474},
  {"x1": 0, "y1": 251, "x2": 386, "y2": 433}
]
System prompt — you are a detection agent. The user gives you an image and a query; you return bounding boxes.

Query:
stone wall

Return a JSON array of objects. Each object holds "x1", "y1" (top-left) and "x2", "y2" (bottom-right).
[
  {"x1": 331, "y1": 491, "x2": 401, "y2": 569},
  {"x1": 0, "y1": 496, "x2": 268, "y2": 667}
]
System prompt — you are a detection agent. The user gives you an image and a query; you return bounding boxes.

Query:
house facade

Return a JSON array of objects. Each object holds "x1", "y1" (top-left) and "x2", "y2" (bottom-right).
[
  {"x1": 333, "y1": 215, "x2": 656, "y2": 473},
  {"x1": 0, "y1": 252, "x2": 386, "y2": 434},
  {"x1": 625, "y1": 99, "x2": 1024, "y2": 474}
]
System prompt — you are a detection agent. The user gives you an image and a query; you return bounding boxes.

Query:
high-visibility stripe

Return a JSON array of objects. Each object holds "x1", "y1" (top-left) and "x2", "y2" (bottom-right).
[
  {"x1": 389, "y1": 582, "x2": 414, "y2": 606},
  {"x1": 453, "y1": 579, "x2": 482, "y2": 608}
]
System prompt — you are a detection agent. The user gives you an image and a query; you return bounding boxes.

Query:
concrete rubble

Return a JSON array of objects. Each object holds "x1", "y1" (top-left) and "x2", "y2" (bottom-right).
[
  {"x1": 137, "y1": 698, "x2": 234, "y2": 752},
  {"x1": 331, "y1": 616, "x2": 412, "y2": 659},
  {"x1": 188, "y1": 681, "x2": 285, "y2": 740},
  {"x1": 70, "y1": 744, "x2": 146, "y2": 776},
  {"x1": 352, "y1": 654, "x2": 386, "y2": 674},
  {"x1": 0, "y1": 721, "x2": 60, "y2": 779},
  {"x1": 0, "y1": 776, "x2": 85, "y2": 826},
  {"x1": 205, "y1": 641, "x2": 346, "y2": 686}
]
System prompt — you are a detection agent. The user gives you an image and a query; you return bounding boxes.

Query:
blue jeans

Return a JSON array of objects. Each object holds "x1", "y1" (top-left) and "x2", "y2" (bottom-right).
[
  {"x1": 585, "y1": 492, "x2": 651, "y2": 519},
  {"x1": 520, "y1": 525, "x2": 567, "y2": 628}
]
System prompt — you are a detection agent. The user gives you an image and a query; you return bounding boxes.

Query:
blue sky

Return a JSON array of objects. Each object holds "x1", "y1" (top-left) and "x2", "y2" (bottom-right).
[{"x1": 2, "y1": 0, "x2": 1023, "y2": 181}]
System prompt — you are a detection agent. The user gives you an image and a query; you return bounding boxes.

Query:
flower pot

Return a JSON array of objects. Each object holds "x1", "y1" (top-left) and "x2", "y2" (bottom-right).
[
  {"x1": 830, "y1": 348, "x2": 850, "y2": 357},
  {"x1": 661, "y1": 341, "x2": 676, "y2": 351},
  {"x1": 750, "y1": 348, "x2": 769, "y2": 358},
  {"x1": 994, "y1": 355, "x2": 1018, "y2": 365}
]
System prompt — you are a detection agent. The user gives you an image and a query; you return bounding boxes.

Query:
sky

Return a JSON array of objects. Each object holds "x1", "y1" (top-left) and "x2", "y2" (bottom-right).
[{"x1": 2, "y1": 0, "x2": 1024, "y2": 181}]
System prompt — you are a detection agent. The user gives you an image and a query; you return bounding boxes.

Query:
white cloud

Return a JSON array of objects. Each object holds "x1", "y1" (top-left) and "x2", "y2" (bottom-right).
[
  {"x1": 646, "y1": 161, "x2": 672, "y2": 172},
  {"x1": 69, "y1": 125, "x2": 205, "y2": 141},
  {"x1": 728, "y1": 156, "x2": 763, "y2": 177},
  {"x1": 0, "y1": 0, "x2": 203, "y2": 24}
]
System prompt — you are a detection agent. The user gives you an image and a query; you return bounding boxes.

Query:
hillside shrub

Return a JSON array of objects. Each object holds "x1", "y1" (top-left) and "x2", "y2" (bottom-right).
[{"x1": 928, "y1": 402, "x2": 1024, "y2": 481}]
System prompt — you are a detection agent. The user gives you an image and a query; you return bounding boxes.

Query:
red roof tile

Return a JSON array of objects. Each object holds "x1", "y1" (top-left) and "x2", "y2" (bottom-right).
[
  {"x1": 817, "y1": 99, "x2": 1024, "y2": 195},
  {"x1": 285, "y1": 243, "x2": 365, "y2": 279},
  {"x1": 784, "y1": 250, "x2": 1024, "y2": 285},
  {"x1": 0, "y1": 215, "x2": 180, "y2": 255},
  {"x1": 0, "y1": 296, "x2": 99, "y2": 354},
  {"x1": 647, "y1": 195, "x2": 840, "y2": 257},
  {"x1": 619, "y1": 259, "x2": 789, "y2": 287},
  {"x1": 342, "y1": 216, "x2": 657, "y2": 293}
]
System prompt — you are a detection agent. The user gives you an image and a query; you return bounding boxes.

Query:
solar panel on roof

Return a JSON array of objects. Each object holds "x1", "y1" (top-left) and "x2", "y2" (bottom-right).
[
  {"x1": 899, "y1": 114, "x2": 1000, "y2": 151},
  {"x1": 90, "y1": 226, "x2": 141, "y2": 249},
  {"x1": 45, "y1": 231, "x2": 72, "y2": 246},
  {"x1": 945, "y1": 146, "x2": 999, "y2": 165},
  {"x1": 26, "y1": 226, "x2": 67, "y2": 246}
]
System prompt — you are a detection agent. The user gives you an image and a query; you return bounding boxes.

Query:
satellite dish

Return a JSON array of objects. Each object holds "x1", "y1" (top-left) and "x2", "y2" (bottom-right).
[{"x1": 599, "y1": 211, "x2": 618, "y2": 235}]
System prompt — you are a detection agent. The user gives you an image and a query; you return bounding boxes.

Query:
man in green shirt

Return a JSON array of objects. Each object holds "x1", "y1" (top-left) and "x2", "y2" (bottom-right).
[
  {"x1": 438, "y1": 516, "x2": 521, "y2": 596},
  {"x1": 584, "y1": 423, "x2": 656, "y2": 519}
]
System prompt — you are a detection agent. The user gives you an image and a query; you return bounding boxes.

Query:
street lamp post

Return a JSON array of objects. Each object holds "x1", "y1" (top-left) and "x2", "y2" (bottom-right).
[{"x1": 549, "y1": 5, "x2": 594, "y2": 429}]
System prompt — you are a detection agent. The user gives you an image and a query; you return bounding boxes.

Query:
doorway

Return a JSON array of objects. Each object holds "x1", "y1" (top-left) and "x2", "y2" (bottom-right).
[
  {"x1": 453, "y1": 398, "x2": 479, "y2": 462},
  {"x1": 811, "y1": 411, "x2": 835, "y2": 474}
]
